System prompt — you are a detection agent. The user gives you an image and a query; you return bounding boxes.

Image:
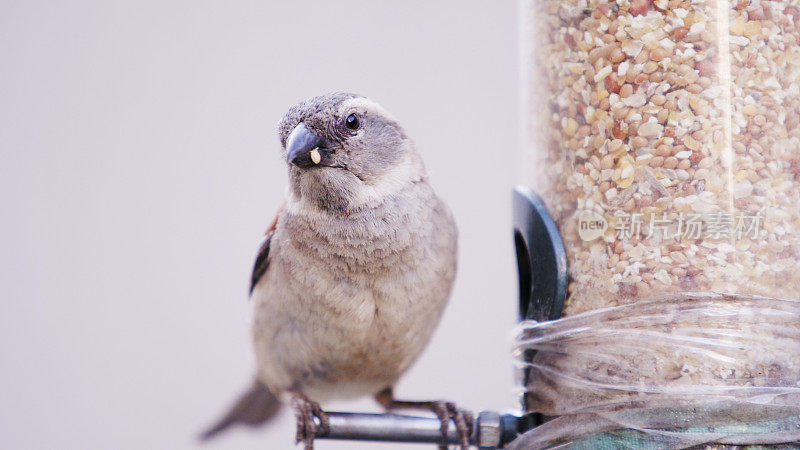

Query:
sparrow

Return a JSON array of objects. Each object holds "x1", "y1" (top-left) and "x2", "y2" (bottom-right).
[{"x1": 201, "y1": 93, "x2": 470, "y2": 449}]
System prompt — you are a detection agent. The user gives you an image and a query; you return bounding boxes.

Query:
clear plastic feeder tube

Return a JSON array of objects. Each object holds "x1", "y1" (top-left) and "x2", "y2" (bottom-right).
[{"x1": 522, "y1": 0, "x2": 800, "y2": 314}]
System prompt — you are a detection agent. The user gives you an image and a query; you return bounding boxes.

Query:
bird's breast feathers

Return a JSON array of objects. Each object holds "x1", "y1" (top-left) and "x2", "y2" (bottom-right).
[{"x1": 250, "y1": 182, "x2": 456, "y2": 397}]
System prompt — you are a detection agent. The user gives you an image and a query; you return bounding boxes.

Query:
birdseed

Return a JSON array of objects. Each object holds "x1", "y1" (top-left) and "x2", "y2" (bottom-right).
[{"x1": 523, "y1": 0, "x2": 800, "y2": 315}]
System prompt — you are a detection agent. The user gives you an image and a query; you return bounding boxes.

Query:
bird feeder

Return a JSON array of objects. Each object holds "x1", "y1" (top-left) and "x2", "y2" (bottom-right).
[{"x1": 511, "y1": 0, "x2": 800, "y2": 446}]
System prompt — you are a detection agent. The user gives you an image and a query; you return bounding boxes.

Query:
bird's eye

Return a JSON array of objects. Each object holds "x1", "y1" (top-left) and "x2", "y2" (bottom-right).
[{"x1": 345, "y1": 113, "x2": 360, "y2": 130}]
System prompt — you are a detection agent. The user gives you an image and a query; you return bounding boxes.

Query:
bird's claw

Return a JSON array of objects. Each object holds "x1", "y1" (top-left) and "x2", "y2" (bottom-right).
[
  {"x1": 291, "y1": 394, "x2": 329, "y2": 450},
  {"x1": 429, "y1": 401, "x2": 474, "y2": 450}
]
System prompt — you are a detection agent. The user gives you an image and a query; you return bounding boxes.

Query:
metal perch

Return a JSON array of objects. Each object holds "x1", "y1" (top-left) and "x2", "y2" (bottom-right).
[{"x1": 313, "y1": 410, "x2": 523, "y2": 449}]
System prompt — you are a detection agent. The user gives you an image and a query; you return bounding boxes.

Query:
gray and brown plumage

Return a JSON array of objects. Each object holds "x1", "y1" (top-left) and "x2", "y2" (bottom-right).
[{"x1": 202, "y1": 93, "x2": 469, "y2": 449}]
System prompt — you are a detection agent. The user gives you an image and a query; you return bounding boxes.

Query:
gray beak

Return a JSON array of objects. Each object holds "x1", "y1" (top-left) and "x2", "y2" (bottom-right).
[{"x1": 285, "y1": 122, "x2": 331, "y2": 169}]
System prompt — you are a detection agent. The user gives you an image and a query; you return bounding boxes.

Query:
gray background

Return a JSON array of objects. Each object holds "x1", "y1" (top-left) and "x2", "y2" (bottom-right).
[{"x1": 0, "y1": 1, "x2": 519, "y2": 449}]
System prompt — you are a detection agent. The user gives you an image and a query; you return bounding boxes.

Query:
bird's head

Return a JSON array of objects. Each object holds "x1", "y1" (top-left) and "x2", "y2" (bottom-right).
[{"x1": 278, "y1": 93, "x2": 425, "y2": 212}]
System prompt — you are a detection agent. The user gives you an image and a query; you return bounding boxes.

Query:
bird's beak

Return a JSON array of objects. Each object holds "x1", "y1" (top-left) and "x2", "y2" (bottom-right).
[{"x1": 285, "y1": 122, "x2": 332, "y2": 169}]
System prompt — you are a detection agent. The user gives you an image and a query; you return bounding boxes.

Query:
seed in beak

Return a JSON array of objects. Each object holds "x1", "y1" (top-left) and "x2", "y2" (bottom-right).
[{"x1": 310, "y1": 148, "x2": 321, "y2": 165}]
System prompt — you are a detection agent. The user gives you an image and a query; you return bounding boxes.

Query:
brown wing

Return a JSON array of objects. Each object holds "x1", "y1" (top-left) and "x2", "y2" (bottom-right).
[{"x1": 249, "y1": 203, "x2": 284, "y2": 296}]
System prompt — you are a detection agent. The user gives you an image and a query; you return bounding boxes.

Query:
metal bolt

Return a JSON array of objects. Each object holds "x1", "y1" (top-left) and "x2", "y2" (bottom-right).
[{"x1": 477, "y1": 410, "x2": 502, "y2": 449}]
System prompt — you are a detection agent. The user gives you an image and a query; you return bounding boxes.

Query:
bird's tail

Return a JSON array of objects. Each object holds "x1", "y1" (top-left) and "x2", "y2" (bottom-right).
[{"x1": 199, "y1": 379, "x2": 282, "y2": 441}]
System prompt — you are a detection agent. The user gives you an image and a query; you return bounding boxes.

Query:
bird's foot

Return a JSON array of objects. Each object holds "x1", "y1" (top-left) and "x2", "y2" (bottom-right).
[
  {"x1": 375, "y1": 388, "x2": 473, "y2": 449},
  {"x1": 427, "y1": 400, "x2": 474, "y2": 450},
  {"x1": 290, "y1": 393, "x2": 329, "y2": 450}
]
